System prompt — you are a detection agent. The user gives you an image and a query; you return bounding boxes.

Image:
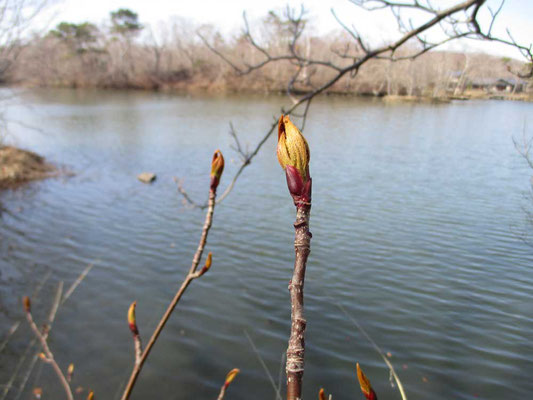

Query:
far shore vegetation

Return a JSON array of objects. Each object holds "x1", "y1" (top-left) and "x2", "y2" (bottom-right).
[
  {"x1": 0, "y1": 4, "x2": 531, "y2": 190},
  {"x1": 1, "y1": 8, "x2": 531, "y2": 102}
]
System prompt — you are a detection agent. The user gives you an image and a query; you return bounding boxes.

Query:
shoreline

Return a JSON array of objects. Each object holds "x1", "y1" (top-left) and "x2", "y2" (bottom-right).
[
  {"x1": 0, "y1": 146, "x2": 59, "y2": 190},
  {"x1": 7, "y1": 82, "x2": 533, "y2": 103}
]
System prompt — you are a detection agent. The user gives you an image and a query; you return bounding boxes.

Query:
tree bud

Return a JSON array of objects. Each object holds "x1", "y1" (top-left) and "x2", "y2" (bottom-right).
[
  {"x1": 357, "y1": 363, "x2": 378, "y2": 400},
  {"x1": 277, "y1": 115, "x2": 311, "y2": 206},
  {"x1": 277, "y1": 115, "x2": 310, "y2": 182},
  {"x1": 23, "y1": 296, "x2": 31, "y2": 313},
  {"x1": 198, "y1": 252, "x2": 212, "y2": 276},
  {"x1": 128, "y1": 301, "x2": 139, "y2": 336},
  {"x1": 210, "y1": 150, "x2": 225, "y2": 191},
  {"x1": 224, "y1": 368, "x2": 240, "y2": 388}
]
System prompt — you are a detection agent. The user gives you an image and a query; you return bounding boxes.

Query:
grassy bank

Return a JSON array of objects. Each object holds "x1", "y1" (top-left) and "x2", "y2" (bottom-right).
[{"x1": 0, "y1": 146, "x2": 57, "y2": 190}]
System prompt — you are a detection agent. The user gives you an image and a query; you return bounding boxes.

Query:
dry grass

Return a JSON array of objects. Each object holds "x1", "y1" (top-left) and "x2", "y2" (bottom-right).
[{"x1": 0, "y1": 146, "x2": 57, "y2": 189}]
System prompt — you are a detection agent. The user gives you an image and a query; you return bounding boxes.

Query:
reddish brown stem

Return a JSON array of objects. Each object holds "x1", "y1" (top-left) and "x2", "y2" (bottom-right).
[
  {"x1": 121, "y1": 189, "x2": 216, "y2": 400},
  {"x1": 132, "y1": 333, "x2": 142, "y2": 367},
  {"x1": 217, "y1": 383, "x2": 228, "y2": 400},
  {"x1": 286, "y1": 204, "x2": 311, "y2": 400}
]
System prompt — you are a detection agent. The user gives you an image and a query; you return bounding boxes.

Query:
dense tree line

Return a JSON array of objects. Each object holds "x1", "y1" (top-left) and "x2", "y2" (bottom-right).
[{"x1": 3, "y1": 8, "x2": 531, "y2": 98}]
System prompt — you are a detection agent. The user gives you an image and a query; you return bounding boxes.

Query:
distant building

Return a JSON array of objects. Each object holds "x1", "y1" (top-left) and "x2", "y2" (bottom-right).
[{"x1": 469, "y1": 77, "x2": 528, "y2": 93}]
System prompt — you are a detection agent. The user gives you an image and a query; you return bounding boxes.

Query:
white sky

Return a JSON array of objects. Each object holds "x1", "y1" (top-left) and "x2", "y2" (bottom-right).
[{"x1": 38, "y1": 0, "x2": 533, "y2": 60}]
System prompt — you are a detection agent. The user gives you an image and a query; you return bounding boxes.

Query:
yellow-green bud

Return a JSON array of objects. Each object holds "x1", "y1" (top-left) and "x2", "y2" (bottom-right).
[
  {"x1": 277, "y1": 115, "x2": 310, "y2": 182},
  {"x1": 224, "y1": 368, "x2": 240, "y2": 387},
  {"x1": 128, "y1": 301, "x2": 138, "y2": 336},
  {"x1": 210, "y1": 150, "x2": 225, "y2": 190}
]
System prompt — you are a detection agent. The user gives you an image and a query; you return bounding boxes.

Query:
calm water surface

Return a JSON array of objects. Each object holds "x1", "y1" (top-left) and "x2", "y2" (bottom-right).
[{"x1": 1, "y1": 89, "x2": 533, "y2": 399}]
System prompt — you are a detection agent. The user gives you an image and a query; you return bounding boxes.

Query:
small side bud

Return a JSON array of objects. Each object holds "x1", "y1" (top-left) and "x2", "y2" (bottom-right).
[
  {"x1": 224, "y1": 368, "x2": 240, "y2": 388},
  {"x1": 67, "y1": 363, "x2": 74, "y2": 382},
  {"x1": 210, "y1": 150, "x2": 225, "y2": 191},
  {"x1": 205, "y1": 252, "x2": 212, "y2": 269},
  {"x1": 38, "y1": 352, "x2": 47, "y2": 360},
  {"x1": 32, "y1": 387, "x2": 42, "y2": 399},
  {"x1": 128, "y1": 301, "x2": 139, "y2": 336},
  {"x1": 356, "y1": 363, "x2": 378, "y2": 400},
  {"x1": 23, "y1": 296, "x2": 31, "y2": 313},
  {"x1": 199, "y1": 252, "x2": 212, "y2": 276},
  {"x1": 318, "y1": 388, "x2": 327, "y2": 400}
]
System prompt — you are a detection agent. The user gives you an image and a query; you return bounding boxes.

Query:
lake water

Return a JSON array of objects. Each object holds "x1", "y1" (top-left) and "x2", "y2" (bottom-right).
[{"x1": 1, "y1": 89, "x2": 533, "y2": 400}]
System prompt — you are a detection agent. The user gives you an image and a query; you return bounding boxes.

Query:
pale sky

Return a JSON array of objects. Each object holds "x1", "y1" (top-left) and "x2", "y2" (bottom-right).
[{"x1": 37, "y1": 0, "x2": 533, "y2": 60}]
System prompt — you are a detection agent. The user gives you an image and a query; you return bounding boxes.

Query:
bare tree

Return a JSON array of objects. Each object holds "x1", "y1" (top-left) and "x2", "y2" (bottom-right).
[
  {"x1": 0, "y1": 0, "x2": 52, "y2": 146},
  {"x1": 186, "y1": 0, "x2": 532, "y2": 210},
  {"x1": 0, "y1": 0, "x2": 52, "y2": 82}
]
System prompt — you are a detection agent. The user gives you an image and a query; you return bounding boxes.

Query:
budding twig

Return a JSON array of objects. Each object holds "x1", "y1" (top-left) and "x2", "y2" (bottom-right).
[
  {"x1": 22, "y1": 296, "x2": 74, "y2": 400},
  {"x1": 335, "y1": 303, "x2": 406, "y2": 400},
  {"x1": 67, "y1": 363, "x2": 74, "y2": 383},
  {"x1": 127, "y1": 302, "x2": 142, "y2": 367},
  {"x1": 6, "y1": 280, "x2": 64, "y2": 400},
  {"x1": 216, "y1": 368, "x2": 240, "y2": 400},
  {"x1": 13, "y1": 266, "x2": 92, "y2": 400},
  {"x1": 121, "y1": 151, "x2": 224, "y2": 400},
  {"x1": 277, "y1": 115, "x2": 312, "y2": 400}
]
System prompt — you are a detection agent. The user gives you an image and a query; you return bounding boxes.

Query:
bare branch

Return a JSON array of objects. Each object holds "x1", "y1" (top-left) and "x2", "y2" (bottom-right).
[
  {"x1": 23, "y1": 286, "x2": 74, "y2": 400},
  {"x1": 331, "y1": 8, "x2": 368, "y2": 54},
  {"x1": 336, "y1": 302, "x2": 407, "y2": 400},
  {"x1": 243, "y1": 330, "x2": 283, "y2": 400},
  {"x1": 62, "y1": 261, "x2": 96, "y2": 305},
  {"x1": 193, "y1": 0, "x2": 531, "y2": 208},
  {"x1": 350, "y1": 0, "x2": 437, "y2": 14},
  {"x1": 121, "y1": 154, "x2": 221, "y2": 399},
  {"x1": 11, "y1": 269, "x2": 93, "y2": 400}
]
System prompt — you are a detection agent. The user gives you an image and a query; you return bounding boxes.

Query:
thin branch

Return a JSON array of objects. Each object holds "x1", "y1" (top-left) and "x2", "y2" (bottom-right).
[
  {"x1": 229, "y1": 122, "x2": 249, "y2": 162},
  {"x1": 0, "y1": 269, "x2": 51, "y2": 354},
  {"x1": 2, "y1": 281, "x2": 62, "y2": 400},
  {"x1": 336, "y1": 303, "x2": 407, "y2": 400},
  {"x1": 26, "y1": 313, "x2": 73, "y2": 400},
  {"x1": 14, "y1": 268, "x2": 90, "y2": 400},
  {"x1": 121, "y1": 163, "x2": 220, "y2": 399},
  {"x1": 351, "y1": 0, "x2": 437, "y2": 14},
  {"x1": 23, "y1": 285, "x2": 73, "y2": 400},
  {"x1": 174, "y1": 177, "x2": 204, "y2": 209},
  {"x1": 195, "y1": 0, "x2": 520, "y2": 209},
  {"x1": 243, "y1": 330, "x2": 283, "y2": 400},
  {"x1": 62, "y1": 261, "x2": 97, "y2": 305},
  {"x1": 513, "y1": 121, "x2": 533, "y2": 169},
  {"x1": 176, "y1": 120, "x2": 278, "y2": 209},
  {"x1": 331, "y1": 8, "x2": 368, "y2": 54}
]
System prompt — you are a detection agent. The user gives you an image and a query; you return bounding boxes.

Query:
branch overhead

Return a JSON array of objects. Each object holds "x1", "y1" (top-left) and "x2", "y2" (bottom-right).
[{"x1": 183, "y1": 0, "x2": 531, "y2": 207}]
